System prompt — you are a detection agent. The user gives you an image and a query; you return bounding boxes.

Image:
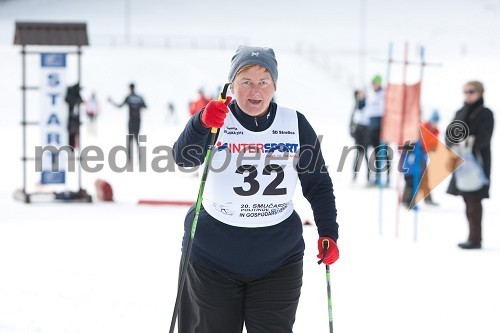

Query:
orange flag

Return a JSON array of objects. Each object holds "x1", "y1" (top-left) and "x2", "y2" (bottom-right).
[{"x1": 407, "y1": 124, "x2": 464, "y2": 209}]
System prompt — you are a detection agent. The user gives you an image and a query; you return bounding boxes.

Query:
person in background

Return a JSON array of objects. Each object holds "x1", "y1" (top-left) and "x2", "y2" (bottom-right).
[
  {"x1": 350, "y1": 89, "x2": 370, "y2": 182},
  {"x1": 173, "y1": 45, "x2": 340, "y2": 332},
  {"x1": 446, "y1": 81, "x2": 494, "y2": 250},
  {"x1": 166, "y1": 101, "x2": 178, "y2": 125},
  {"x1": 400, "y1": 110, "x2": 441, "y2": 207},
  {"x1": 84, "y1": 92, "x2": 99, "y2": 135},
  {"x1": 65, "y1": 82, "x2": 83, "y2": 149},
  {"x1": 108, "y1": 83, "x2": 147, "y2": 165},
  {"x1": 364, "y1": 74, "x2": 390, "y2": 186},
  {"x1": 419, "y1": 110, "x2": 440, "y2": 205},
  {"x1": 421, "y1": 110, "x2": 440, "y2": 151},
  {"x1": 400, "y1": 140, "x2": 423, "y2": 207},
  {"x1": 188, "y1": 88, "x2": 211, "y2": 116}
]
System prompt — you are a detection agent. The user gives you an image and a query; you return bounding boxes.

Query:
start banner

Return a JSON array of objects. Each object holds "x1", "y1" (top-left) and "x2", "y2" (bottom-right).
[{"x1": 40, "y1": 53, "x2": 67, "y2": 184}]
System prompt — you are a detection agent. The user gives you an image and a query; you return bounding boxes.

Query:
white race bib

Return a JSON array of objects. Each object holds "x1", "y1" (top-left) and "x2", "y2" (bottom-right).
[{"x1": 203, "y1": 106, "x2": 300, "y2": 228}]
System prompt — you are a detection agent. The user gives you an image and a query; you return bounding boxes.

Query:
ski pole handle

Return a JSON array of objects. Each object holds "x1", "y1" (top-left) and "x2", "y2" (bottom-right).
[
  {"x1": 317, "y1": 238, "x2": 330, "y2": 264},
  {"x1": 211, "y1": 83, "x2": 230, "y2": 134}
]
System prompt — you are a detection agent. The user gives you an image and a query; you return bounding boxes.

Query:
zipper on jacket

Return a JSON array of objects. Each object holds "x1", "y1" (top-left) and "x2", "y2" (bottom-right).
[{"x1": 254, "y1": 117, "x2": 258, "y2": 127}]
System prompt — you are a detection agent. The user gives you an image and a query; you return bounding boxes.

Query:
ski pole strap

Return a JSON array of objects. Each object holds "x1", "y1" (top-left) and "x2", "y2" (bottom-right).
[{"x1": 317, "y1": 239, "x2": 330, "y2": 265}]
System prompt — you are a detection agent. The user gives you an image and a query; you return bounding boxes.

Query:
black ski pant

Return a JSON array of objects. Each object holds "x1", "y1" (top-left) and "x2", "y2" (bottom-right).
[
  {"x1": 352, "y1": 124, "x2": 369, "y2": 181},
  {"x1": 178, "y1": 259, "x2": 303, "y2": 333},
  {"x1": 127, "y1": 121, "x2": 141, "y2": 163}
]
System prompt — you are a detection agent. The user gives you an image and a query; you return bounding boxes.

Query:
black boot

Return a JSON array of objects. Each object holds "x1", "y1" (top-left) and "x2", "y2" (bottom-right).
[{"x1": 458, "y1": 241, "x2": 482, "y2": 250}]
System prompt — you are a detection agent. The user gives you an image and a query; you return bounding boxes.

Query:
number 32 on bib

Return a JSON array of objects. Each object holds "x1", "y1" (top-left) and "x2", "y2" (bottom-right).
[{"x1": 203, "y1": 107, "x2": 300, "y2": 228}]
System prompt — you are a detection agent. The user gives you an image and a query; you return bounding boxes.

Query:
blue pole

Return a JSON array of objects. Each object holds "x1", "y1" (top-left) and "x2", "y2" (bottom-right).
[
  {"x1": 411, "y1": 46, "x2": 426, "y2": 242},
  {"x1": 378, "y1": 42, "x2": 393, "y2": 236},
  {"x1": 412, "y1": 141, "x2": 422, "y2": 241}
]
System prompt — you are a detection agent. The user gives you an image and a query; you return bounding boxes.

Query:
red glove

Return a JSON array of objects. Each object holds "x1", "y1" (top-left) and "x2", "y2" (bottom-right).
[
  {"x1": 201, "y1": 97, "x2": 232, "y2": 129},
  {"x1": 316, "y1": 237, "x2": 339, "y2": 265}
]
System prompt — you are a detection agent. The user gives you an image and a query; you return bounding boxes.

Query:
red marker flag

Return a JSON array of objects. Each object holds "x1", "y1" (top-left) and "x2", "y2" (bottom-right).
[{"x1": 381, "y1": 82, "x2": 421, "y2": 145}]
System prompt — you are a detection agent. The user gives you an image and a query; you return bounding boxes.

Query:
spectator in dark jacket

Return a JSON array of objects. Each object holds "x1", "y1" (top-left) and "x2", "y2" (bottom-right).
[
  {"x1": 446, "y1": 81, "x2": 494, "y2": 249},
  {"x1": 65, "y1": 83, "x2": 83, "y2": 149}
]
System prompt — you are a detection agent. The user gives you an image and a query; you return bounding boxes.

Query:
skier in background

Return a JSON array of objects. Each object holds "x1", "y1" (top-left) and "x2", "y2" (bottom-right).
[
  {"x1": 350, "y1": 89, "x2": 370, "y2": 182},
  {"x1": 166, "y1": 101, "x2": 178, "y2": 125},
  {"x1": 108, "y1": 83, "x2": 147, "y2": 165},
  {"x1": 419, "y1": 110, "x2": 440, "y2": 205},
  {"x1": 84, "y1": 92, "x2": 99, "y2": 135},
  {"x1": 400, "y1": 111, "x2": 441, "y2": 207},
  {"x1": 364, "y1": 74, "x2": 390, "y2": 186}
]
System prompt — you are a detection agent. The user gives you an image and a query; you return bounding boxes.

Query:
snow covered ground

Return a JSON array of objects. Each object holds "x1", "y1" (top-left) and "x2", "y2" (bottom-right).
[{"x1": 1, "y1": 0, "x2": 500, "y2": 332}]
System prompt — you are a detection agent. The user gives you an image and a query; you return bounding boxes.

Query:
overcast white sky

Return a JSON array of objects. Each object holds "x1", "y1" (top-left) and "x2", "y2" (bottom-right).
[{"x1": 1, "y1": 0, "x2": 500, "y2": 57}]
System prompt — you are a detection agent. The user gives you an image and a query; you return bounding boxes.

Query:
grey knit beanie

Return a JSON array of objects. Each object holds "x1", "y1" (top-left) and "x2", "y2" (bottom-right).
[{"x1": 228, "y1": 45, "x2": 278, "y2": 86}]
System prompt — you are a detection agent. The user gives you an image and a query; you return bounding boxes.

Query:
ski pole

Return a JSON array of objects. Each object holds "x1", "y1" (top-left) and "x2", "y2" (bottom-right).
[
  {"x1": 318, "y1": 239, "x2": 334, "y2": 333},
  {"x1": 169, "y1": 83, "x2": 230, "y2": 333}
]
